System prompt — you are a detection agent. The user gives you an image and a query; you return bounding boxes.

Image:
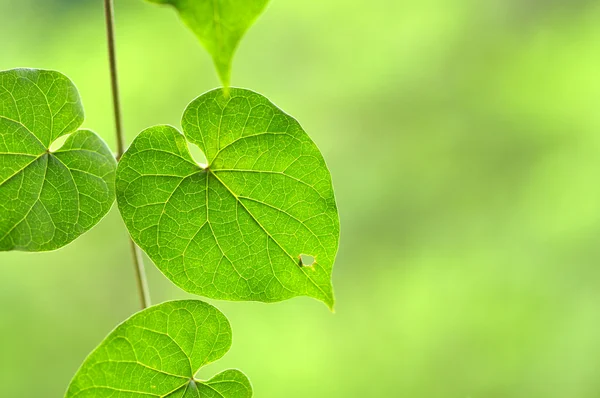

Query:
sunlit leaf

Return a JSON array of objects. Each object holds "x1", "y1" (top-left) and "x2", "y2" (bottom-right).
[
  {"x1": 66, "y1": 300, "x2": 252, "y2": 398},
  {"x1": 146, "y1": 0, "x2": 269, "y2": 86},
  {"x1": 116, "y1": 88, "x2": 339, "y2": 308},
  {"x1": 0, "y1": 69, "x2": 116, "y2": 252}
]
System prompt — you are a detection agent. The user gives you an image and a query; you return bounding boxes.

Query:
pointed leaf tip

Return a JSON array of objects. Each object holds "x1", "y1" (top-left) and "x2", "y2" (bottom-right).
[{"x1": 146, "y1": 0, "x2": 269, "y2": 86}]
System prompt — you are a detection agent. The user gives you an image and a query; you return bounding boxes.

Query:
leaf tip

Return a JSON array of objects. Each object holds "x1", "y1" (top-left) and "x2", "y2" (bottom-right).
[
  {"x1": 220, "y1": 85, "x2": 231, "y2": 99},
  {"x1": 318, "y1": 287, "x2": 335, "y2": 312},
  {"x1": 214, "y1": 59, "x2": 232, "y2": 90},
  {"x1": 325, "y1": 297, "x2": 336, "y2": 313}
]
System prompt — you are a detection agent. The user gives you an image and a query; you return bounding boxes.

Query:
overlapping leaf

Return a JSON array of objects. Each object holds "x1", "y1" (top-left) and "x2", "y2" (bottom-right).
[
  {"x1": 146, "y1": 0, "x2": 269, "y2": 86},
  {"x1": 0, "y1": 69, "x2": 116, "y2": 251},
  {"x1": 116, "y1": 88, "x2": 339, "y2": 307},
  {"x1": 66, "y1": 300, "x2": 251, "y2": 397}
]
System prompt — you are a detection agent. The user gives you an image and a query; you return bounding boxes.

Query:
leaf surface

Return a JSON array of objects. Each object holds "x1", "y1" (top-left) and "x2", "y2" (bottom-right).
[
  {"x1": 66, "y1": 300, "x2": 252, "y2": 398},
  {"x1": 117, "y1": 88, "x2": 339, "y2": 307},
  {"x1": 0, "y1": 69, "x2": 116, "y2": 251},
  {"x1": 146, "y1": 0, "x2": 269, "y2": 86}
]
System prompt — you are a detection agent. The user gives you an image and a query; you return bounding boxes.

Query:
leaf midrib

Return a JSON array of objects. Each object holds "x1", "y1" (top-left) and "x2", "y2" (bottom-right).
[
  {"x1": 0, "y1": 154, "x2": 49, "y2": 243},
  {"x1": 151, "y1": 164, "x2": 328, "y2": 298},
  {"x1": 0, "y1": 153, "x2": 44, "y2": 187},
  {"x1": 207, "y1": 169, "x2": 330, "y2": 300},
  {"x1": 0, "y1": 115, "x2": 46, "y2": 151}
]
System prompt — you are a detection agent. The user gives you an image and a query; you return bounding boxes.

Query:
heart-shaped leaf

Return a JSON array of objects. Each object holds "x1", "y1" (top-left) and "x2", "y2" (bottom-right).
[
  {"x1": 146, "y1": 0, "x2": 269, "y2": 86},
  {"x1": 0, "y1": 69, "x2": 116, "y2": 252},
  {"x1": 116, "y1": 88, "x2": 339, "y2": 308},
  {"x1": 66, "y1": 300, "x2": 251, "y2": 398}
]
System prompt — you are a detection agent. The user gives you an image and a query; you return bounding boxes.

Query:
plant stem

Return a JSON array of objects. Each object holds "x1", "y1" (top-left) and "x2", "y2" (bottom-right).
[
  {"x1": 104, "y1": 0, "x2": 125, "y2": 159},
  {"x1": 104, "y1": 0, "x2": 151, "y2": 310},
  {"x1": 129, "y1": 238, "x2": 151, "y2": 309}
]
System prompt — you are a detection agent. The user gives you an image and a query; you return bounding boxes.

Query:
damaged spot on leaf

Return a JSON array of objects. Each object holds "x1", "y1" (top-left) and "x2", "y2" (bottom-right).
[{"x1": 299, "y1": 254, "x2": 316, "y2": 267}]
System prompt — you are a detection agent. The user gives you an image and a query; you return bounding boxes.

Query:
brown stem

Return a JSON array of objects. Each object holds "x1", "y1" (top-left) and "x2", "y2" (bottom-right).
[{"x1": 104, "y1": 0, "x2": 151, "y2": 309}]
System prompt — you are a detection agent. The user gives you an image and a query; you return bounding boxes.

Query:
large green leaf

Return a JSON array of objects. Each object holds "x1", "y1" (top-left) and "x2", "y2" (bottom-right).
[
  {"x1": 116, "y1": 88, "x2": 339, "y2": 308},
  {"x1": 0, "y1": 69, "x2": 116, "y2": 252},
  {"x1": 146, "y1": 0, "x2": 269, "y2": 86},
  {"x1": 66, "y1": 300, "x2": 252, "y2": 398}
]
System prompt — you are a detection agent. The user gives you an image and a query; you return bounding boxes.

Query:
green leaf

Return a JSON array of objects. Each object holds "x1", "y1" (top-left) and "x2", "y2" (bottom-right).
[
  {"x1": 66, "y1": 300, "x2": 252, "y2": 398},
  {"x1": 0, "y1": 68, "x2": 116, "y2": 252},
  {"x1": 146, "y1": 0, "x2": 269, "y2": 87},
  {"x1": 116, "y1": 88, "x2": 339, "y2": 308}
]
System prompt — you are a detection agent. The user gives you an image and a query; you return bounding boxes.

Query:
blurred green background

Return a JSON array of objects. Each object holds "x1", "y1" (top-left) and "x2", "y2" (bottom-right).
[{"x1": 2, "y1": 0, "x2": 600, "y2": 396}]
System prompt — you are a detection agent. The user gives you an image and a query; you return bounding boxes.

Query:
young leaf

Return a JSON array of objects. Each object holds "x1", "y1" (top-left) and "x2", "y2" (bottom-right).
[
  {"x1": 66, "y1": 300, "x2": 252, "y2": 398},
  {"x1": 0, "y1": 69, "x2": 116, "y2": 252},
  {"x1": 116, "y1": 88, "x2": 339, "y2": 308},
  {"x1": 146, "y1": 0, "x2": 269, "y2": 87}
]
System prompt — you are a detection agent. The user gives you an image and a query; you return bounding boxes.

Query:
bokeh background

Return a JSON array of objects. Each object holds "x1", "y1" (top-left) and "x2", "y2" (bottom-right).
[{"x1": 2, "y1": 0, "x2": 600, "y2": 396}]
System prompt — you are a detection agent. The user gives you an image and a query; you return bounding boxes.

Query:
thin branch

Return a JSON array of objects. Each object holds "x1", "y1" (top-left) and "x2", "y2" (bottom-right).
[
  {"x1": 104, "y1": 0, "x2": 151, "y2": 309},
  {"x1": 104, "y1": 0, "x2": 125, "y2": 159}
]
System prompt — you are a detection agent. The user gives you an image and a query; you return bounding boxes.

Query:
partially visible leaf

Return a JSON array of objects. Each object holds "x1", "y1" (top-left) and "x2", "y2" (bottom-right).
[
  {"x1": 116, "y1": 88, "x2": 340, "y2": 308},
  {"x1": 66, "y1": 300, "x2": 252, "y2": 398},
  {"x1": 0, "y1": 69, "x2": 116, "y2": 252},
  {"x1": 146, "y1": 0, "x2": 269, "y2": 86}
]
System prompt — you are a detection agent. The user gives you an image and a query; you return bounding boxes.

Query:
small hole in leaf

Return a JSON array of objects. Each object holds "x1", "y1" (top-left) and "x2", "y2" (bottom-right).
[
  {"x1": 299, "y1": 254, "x2": 315, "y2": 267},
  {"x1": 48, "y1": 134, "x2": 71, "y2": 153},
  {"x1": 187, "y1": 140, "x2": 208, "y2": 169}
]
